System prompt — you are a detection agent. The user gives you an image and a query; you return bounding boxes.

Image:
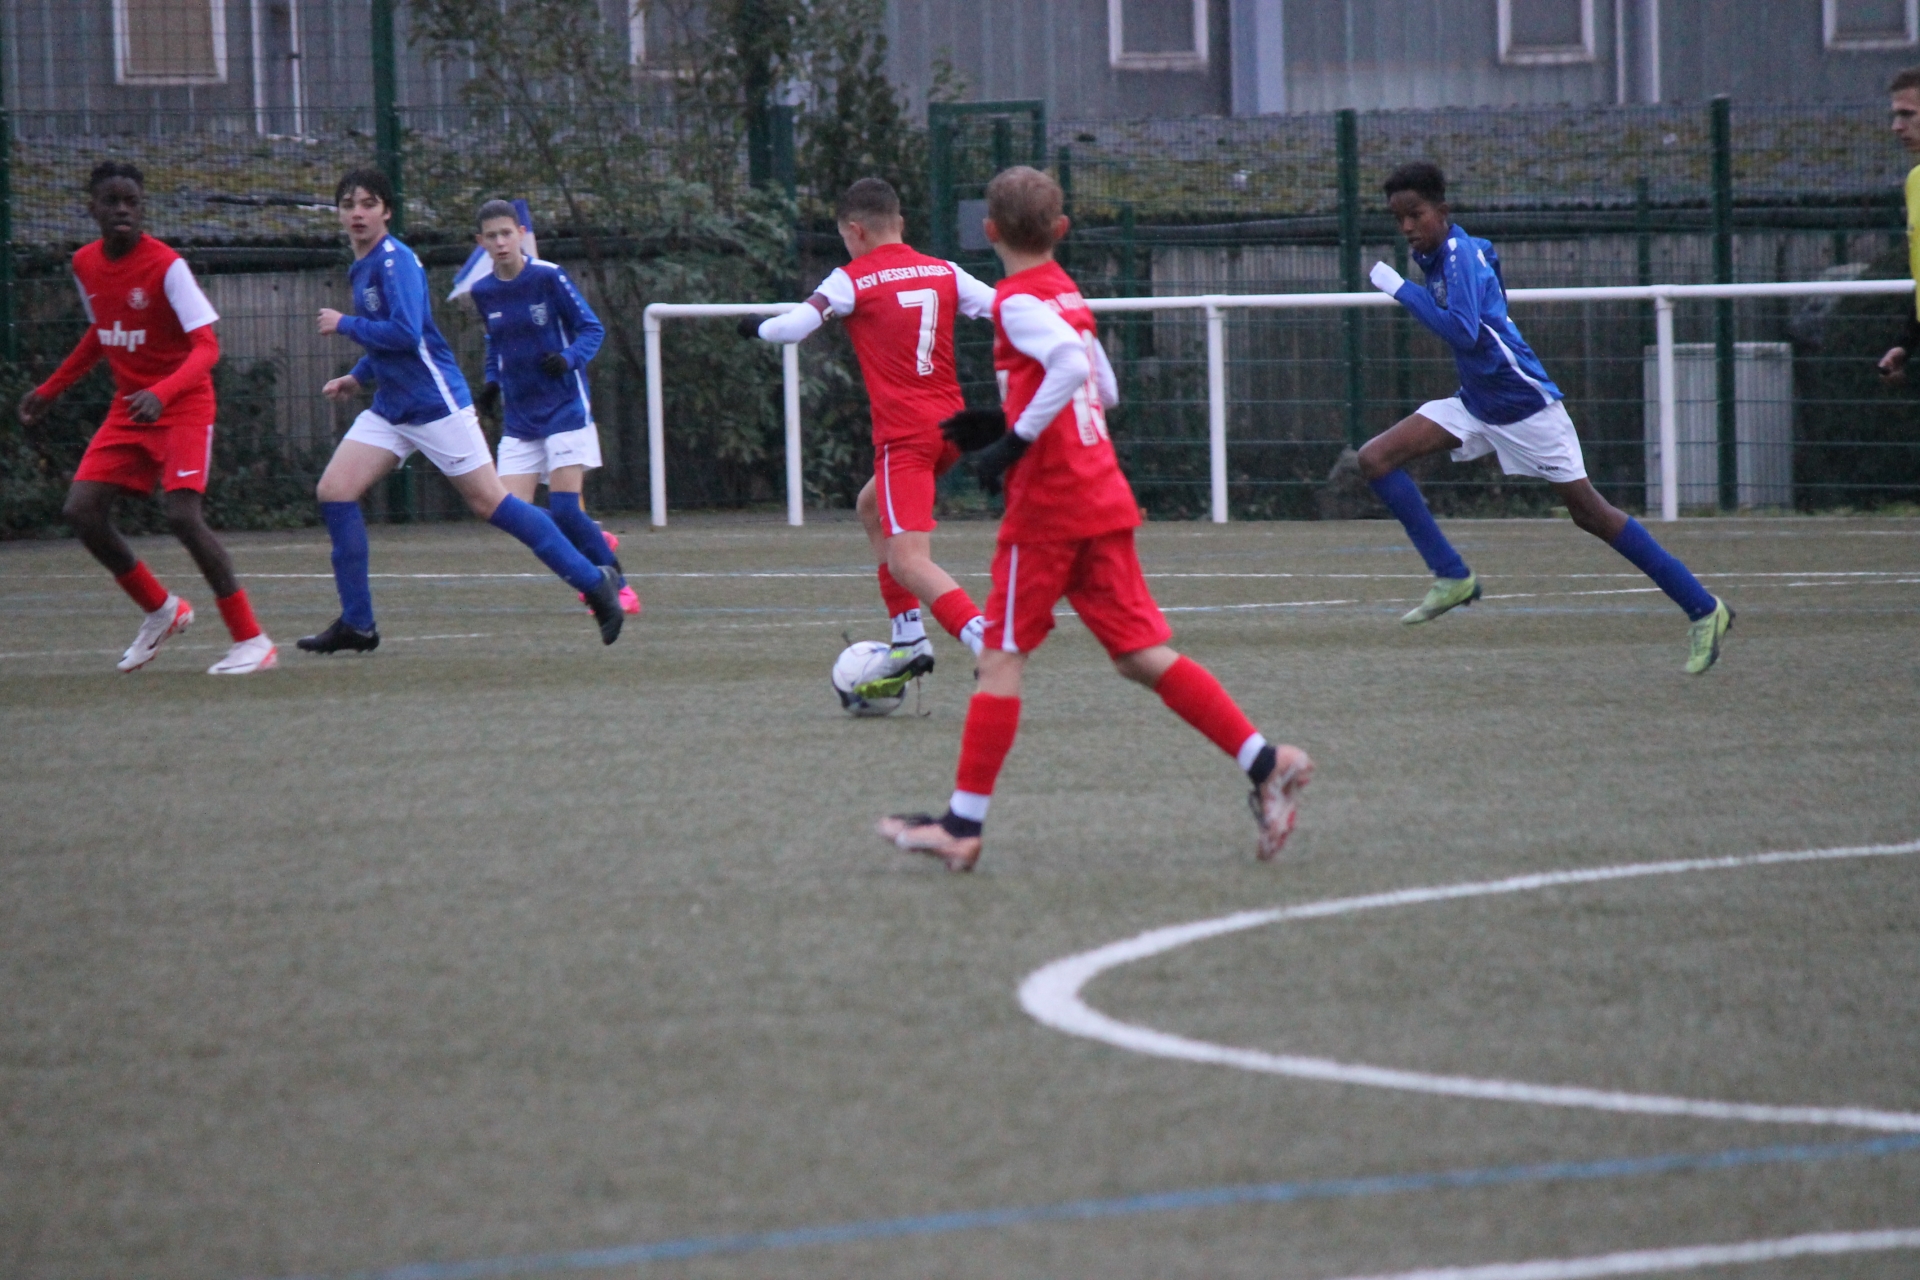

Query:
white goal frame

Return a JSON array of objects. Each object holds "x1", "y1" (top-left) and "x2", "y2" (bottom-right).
[{"x1": 643, "y1": 278, "x2": 1915, "y2": 529}]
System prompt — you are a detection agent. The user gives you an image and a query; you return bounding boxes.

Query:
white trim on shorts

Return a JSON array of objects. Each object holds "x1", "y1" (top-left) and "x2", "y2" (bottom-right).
[
  {"x1": 1418, "y1": 396, "x2": 1587, "y2": 484},
  {"x1": 882, "y1": 444, "x2": 904, "y2": 536},
  {"x1": 344, "y1": 406, "x2": 490, "y2": 477},
  {"x1": 496, "y1": 423, "x2": 603, "y2": 485}
]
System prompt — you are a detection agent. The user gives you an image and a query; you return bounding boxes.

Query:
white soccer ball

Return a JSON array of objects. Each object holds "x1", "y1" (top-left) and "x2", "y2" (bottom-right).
[{"x1": 832, "y1": 640, "x2": 903, "y2": 717}]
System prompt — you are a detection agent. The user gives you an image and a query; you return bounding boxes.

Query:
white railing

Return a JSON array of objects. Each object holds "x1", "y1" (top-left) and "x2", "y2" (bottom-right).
[{"x1": 643, "y1": 278, "x2": 1914, "y2": 528}]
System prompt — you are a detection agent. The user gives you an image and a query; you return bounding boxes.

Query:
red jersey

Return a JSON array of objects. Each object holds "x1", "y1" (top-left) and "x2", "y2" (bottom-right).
[
  {"x1": 992, "y1": 261, "x2": 1139, "y2": 544},
  {"x1": 39, "y1": 234, "x2": 220, "y2": 427},
  {"x1": 816, "y1": 243, "x2": 995, "y2": 447}
]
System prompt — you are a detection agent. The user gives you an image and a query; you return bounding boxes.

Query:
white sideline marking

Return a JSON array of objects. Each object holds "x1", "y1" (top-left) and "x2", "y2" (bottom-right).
[
  {"x1": 1019, "y1": 839, "x2": 1920, "y2": 1131},
  {"x1": 1325, "y1": 1228, "x2": 1920, "y2": 1280}
]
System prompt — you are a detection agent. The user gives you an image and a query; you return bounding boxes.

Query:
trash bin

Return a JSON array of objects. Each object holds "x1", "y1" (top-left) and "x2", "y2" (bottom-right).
[{"x1": 1643, "y1": 342, "x2": 1793, "y2": 512}]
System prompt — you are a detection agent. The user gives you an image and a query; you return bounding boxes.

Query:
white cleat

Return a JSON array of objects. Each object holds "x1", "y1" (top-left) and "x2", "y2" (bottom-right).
[
  {"x1": 208, "y1": 633, "x2": 279, "y2": 675},
  {"x1": 118, "y1": 595, "x2": 194, "y2": 672}
]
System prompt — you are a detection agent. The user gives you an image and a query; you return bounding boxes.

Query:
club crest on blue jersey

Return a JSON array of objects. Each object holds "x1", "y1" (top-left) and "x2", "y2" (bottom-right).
[
  {"x1": 1429, "y1": 274, "x2": 1448, "y2": 307},
  {"x1": 362, "y1": 285, "x2": 382, "y2": 314},
  {"x1": 530, "y1": 302, "x2": 549, "y2": 327}
]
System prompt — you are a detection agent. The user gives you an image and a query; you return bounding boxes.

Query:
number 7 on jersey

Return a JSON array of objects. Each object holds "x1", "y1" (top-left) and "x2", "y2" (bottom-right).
[{"x1": 897, "y1": 289, "x2": 938, "y2": 376}]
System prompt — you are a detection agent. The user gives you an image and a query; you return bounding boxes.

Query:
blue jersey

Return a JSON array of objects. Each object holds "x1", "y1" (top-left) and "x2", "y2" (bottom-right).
[
  {"x1": 470, "y1": 258, "x2": 604, "y2": 440},
  {"x1": 1395, "y1": 225, "x2": 1562, "y2": 426},
  {"x1": 339, "y1": 235, "x2": 471, "y2": 426}
]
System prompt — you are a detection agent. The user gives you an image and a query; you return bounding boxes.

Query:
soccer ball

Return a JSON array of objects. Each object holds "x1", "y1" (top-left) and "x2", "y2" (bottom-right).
[{"x1": 832, "y1": 640, "x2": 904, "y2": 717}]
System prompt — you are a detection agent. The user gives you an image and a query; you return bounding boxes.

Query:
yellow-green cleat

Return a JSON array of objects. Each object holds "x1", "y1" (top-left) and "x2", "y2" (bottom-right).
[
  {"x1": 1400, "y1": 572, "x2": 1481, "y2": 625},
  {"x1": 1684, "y1": 597, "x2": 1735, "y2": 674}
]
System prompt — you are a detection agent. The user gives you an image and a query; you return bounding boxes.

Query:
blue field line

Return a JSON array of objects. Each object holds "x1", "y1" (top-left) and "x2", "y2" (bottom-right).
[{"x1": 264, "y1": 1133, "x2": 1920, "y2": 1280}]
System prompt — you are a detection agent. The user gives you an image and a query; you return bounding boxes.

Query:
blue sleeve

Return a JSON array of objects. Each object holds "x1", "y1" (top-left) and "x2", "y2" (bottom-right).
[
  {"x1": 350, "y1": 356, "x2": 374, "y2": 384},
  {"x1": 1392, "y1": 241, "x2": 1485, "y2": 352},
  {"x1": 483, "y1": 330, "x2": 499, "y2": 386},
  {"x1": 336, "y1": 252, "x2": 429, "y2": 353},
  {"x1": 551, "y1": 270, "x2": 603, "y2": 370}
]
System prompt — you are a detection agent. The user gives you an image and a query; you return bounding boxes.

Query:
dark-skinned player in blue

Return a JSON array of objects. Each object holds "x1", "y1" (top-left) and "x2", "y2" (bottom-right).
[{"x1": 1360, "y1": 161, "x2": 1733, "y2": 674}]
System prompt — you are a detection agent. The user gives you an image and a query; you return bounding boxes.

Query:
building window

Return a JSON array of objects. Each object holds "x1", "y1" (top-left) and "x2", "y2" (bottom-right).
[
  {"x1": 1107, "y1": 0, "x2": 1209, "y2": 72},
  {"x1": 1825, "y1": 0, "x2": 1919, "y2": 49},
  {"x1": 114, "y1": 0, "x2": 228, "y2": 84},
  {"x1": 1498, "y1": 0, "x2": 1595, "y2": 65}
]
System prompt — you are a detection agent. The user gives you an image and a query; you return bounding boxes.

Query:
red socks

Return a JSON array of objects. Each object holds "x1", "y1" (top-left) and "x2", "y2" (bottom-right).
[
  {"x1": 954, "y1": 692, "x2": 1022, "y2": 803},
  {"x1": 1155, "y1": 654, "x2": 1260, "y2": 761},
  {"x1": 216, "y1": 589, "x2": 262, "y2": 642},
  {"x1": 877, "y1": 564, "x2": 918, "y2": 618},
  {"x1": 114, "y1": 562, "x2": 170, "y2": 613},
  {"x1": 929, "y1": 587, "x2": 983, "y2": 642}
]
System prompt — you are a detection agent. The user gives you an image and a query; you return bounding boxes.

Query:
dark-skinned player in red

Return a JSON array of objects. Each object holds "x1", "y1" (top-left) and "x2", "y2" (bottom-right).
[
  {"x1": 17, "y1": 161, "x2": 276, "y2": 674},
  {"x1": 877, "y1": 166, "x2": 1313, "y2": 872}
]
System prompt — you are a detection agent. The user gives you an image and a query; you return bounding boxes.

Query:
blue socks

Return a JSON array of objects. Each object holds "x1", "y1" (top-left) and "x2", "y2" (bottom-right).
[
  {"x1": 1369, "y1": 469, "x2": 1471, "y2": 580},
  {"x1": 1610, "y1": 517, "x2": 1717, "y2": 620},
  {"x1": 546, "y1": 491, "x2": 620, "y2": 580},
  {"x1": 320, "y1": 500, "x2": 375, "y2": 629},
  {"x1": 488, "y1": 493, "x2": 603, "y2": 594}
]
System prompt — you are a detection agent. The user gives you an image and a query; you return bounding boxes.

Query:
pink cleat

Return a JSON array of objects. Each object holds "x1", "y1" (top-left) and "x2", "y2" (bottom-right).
[
  {"x1": 1250, "y1": 745, "x2": 1314, "y2": 861},
  {"x1": 618, "y1": 583, "x2": 642, "y2": 615},
  {"x1": 602, "y1": 529, "x2": 620, "y2": 554},
  {"x1": 877, "y1": 814, "x2": 982, "y2": 873}
]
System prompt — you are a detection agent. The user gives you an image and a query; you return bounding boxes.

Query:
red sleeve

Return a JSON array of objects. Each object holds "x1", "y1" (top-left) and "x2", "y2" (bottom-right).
[
  {"x1": 34, "y1": 328, "x2": 105, "y2": 400},
  {"x1": 146, "y1": 325, "x2": 220, "y2": 408}
]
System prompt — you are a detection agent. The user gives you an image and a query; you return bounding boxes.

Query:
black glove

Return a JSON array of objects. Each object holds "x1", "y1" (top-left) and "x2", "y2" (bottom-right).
[
  {"x1": 540, "y1": 351, "x2": 570, "y2": 378},
  {"x1": 477, "y1": 381, "x2": 501, "y2": 414},
  {"x1": 972, "y1": 432, "x2": 1029, "y2": 498},
  {"x1": 736, "y1": 315, "x2": 764, "y2": 340},
  {"x1": 939, "y1": 406, "x2": 1008, "y2": 453}
]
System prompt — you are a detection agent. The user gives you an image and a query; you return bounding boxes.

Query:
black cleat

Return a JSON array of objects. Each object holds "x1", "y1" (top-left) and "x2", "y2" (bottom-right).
[
  {"x1": 295, "y1": 617, "x2": 380, "y2": 654},
  {"x1": 582, "y1": 565, "x2": 624, "y2": 645}
]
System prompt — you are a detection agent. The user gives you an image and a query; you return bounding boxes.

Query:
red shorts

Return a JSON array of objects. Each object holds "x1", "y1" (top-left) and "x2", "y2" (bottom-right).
[
  {"x1": 875, "y1": 435, "x2": 962, "y2": 535},
  {"x1": 983, "y1": 528, "x2": 1172, "y2": 658},
  {"x1": 74, "y1": 416, "x2": 214, "y2": 494}
]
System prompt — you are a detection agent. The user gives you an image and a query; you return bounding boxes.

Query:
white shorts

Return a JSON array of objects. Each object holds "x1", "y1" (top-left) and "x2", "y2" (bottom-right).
[
  {"x1": 1418, "y1": 396, "x2": 1588, "y2": 484},
  {"x1": 496, "y1": 424, "x2": 603, "y2": 484},
  {"x1": 344, "y1": 407, "x2": 491, "y2": 478}
]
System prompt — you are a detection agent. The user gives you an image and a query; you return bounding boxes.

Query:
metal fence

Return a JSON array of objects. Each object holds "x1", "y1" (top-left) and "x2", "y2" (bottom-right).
[{"x1": 4, "y1": 79, "x2": 1917, "y2": 532}]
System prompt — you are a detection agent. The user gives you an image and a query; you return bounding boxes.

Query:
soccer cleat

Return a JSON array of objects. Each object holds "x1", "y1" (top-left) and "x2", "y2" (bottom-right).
[
  {"x1": 1248, "y1": 745, "x2": 1315, "y2": 861},
  {"x1": 1684, "y1": 597, "x2": 1735, "y2": 674},
  {"x1": 877, "y1": 813, "x2": 983, "y2": 873},
  {"x1": 601, "y1": 529, "x2": 620, "y2": 554},
  {"x1": 855, "y1": 637, "x2": 935, "y2": 701},
  {"x1": 583, "y1": 565, "x2": 624, "y2": 645},
  {"x1": 618, "y1": 583, "x2": 643, "y2": 615},
  {"x1": 118, "y1": 595, "x2": 194, "y2": 671},
  {"x1": 208, "y1": 634, "x2": 279, "y2": 675},
  {"x1": 1400, "y1": 572, "x2": 1481, "y2": 625},
  {"x1": 295, "y1": 617, "x2": 380, "y2": 654}
]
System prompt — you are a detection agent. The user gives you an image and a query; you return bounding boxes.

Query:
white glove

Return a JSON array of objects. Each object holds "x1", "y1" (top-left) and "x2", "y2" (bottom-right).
[{"x1": 1369, "y1": 261, "x2": 1406, "y2": 296}]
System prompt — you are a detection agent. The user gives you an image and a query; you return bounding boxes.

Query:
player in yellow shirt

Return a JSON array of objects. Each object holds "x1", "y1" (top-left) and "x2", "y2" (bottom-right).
[{"x1": 1877, "y1": 66, "x2": 1920, "y2": 383}]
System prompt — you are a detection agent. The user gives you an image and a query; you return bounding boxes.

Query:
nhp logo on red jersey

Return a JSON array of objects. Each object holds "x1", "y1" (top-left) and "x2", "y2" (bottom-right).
[{"x1": 98, "y1": 321, "x2": 147, "y2": 352}]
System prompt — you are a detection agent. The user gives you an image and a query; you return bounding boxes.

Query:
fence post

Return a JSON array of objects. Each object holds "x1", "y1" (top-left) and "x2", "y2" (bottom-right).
[
  {"x1": 1337, "y1": 107, "x2": 1364, "y2": 448},
  {"x1": 928, "y1": 105, "x2": 954, "y2": 258},
  {"x1": 0, "y1": 50, "x2": 14, "y2": 365},
  {"x1": 783, "y1": 339, "x2": 802, "y2": 527},
  {"x1": 1710, "y1": 94, "x2": 1735, "y2": 511},
  {"x1": 645, "y1": 311, "x2": 667, "y2": 528},
  {"x1": 1056, "y1": 144, "x2": 1073, "y2": 270},
  {"x1": 1119, "y1": 201, "x2": 1138, "y2": 363},
  {"x1": 1655, "y1": 293, "x2": 1679, "y2": 522},
  {"x1": 991, "y1": 117, "x2": 1012, "y2": 174},
  {"x1": 1206, "y1": 303, "x2": 1227, "y2": 523},
  {"x1": 371, "y1": 0, "x2": 403, "y2": 234}
]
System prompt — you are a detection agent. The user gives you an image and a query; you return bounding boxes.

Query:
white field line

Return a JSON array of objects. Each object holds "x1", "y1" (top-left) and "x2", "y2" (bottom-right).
[
  {"x1": 5, "y1": 568, "x2": 1919, "y2": 582},
  {"x1": 1018, "y1": 839, "x2": 1920, "y2": 1132},
  {"x1": 1324, "y1": 1227, "x2": 1920, "y2": 1280}
]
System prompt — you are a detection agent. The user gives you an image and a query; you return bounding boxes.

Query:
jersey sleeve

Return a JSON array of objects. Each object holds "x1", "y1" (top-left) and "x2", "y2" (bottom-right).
[
  {"x1": 550, "y1": 269, "x2": 604, "y2": 370},
  {"x1": 1392, "y1": 236, "x2": 1486, "y2": 352},
  {"x1": 815, "y1": 268, "x2": 857, "y2": 318},
  {"x1": 999, "y1": 293, "x2": 1092, "y2": 441},
  {"x1": 350, "y1": 356, "x2": 375, "y2": 385},
  {"x1": 162, "y1": 258, "x2": 220, "y2": 332},
  {"x1": 951, "y1": 263, "x2": 997, "y2": 319},
  {"x1": 337, "y1": 250, "x2": 429, "y2": 352},
  {"x1": 147, "y1": 326, "x2": 220, "y2": 407}
]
